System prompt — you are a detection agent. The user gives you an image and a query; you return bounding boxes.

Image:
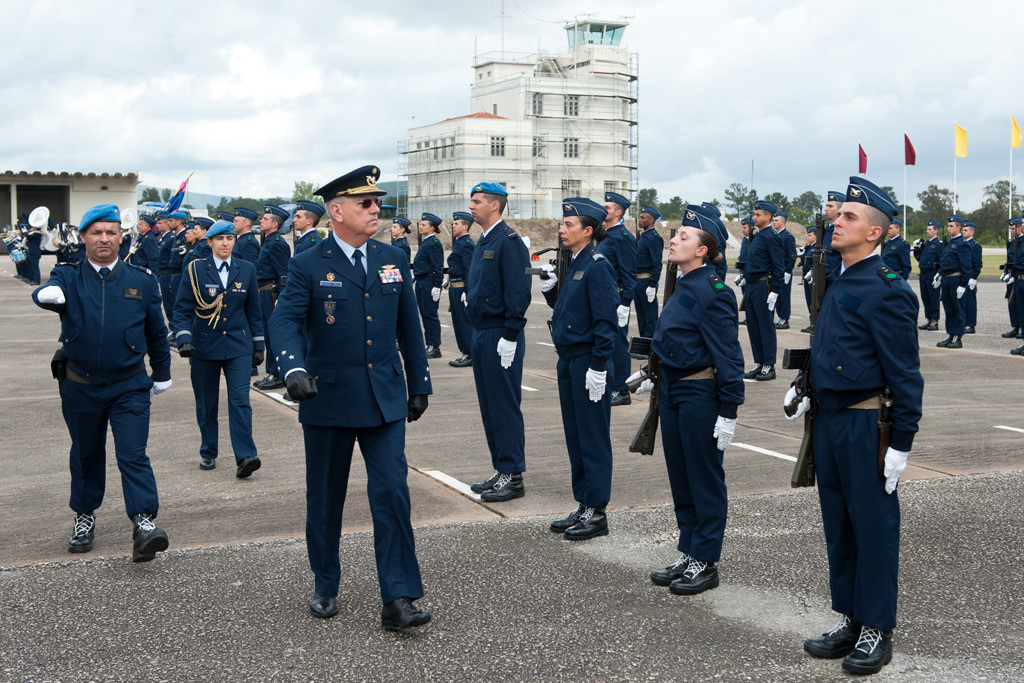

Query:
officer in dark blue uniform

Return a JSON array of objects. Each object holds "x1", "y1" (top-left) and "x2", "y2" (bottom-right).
[
  {"x1": 914, "y1": 219, "x2": 943, "y2": 329},
  {"x1": 33, "y1": 204, "x2": 172, "y2": 563},
  {"x1": 466, "y1": 182, "x2": 532, "y2": 502},
  {"x1": 25, "y1": 225, "x2": 44, "y2": 285},
  {"x1": 642, "y1": 208, "x2": 744, "y2": 597},
  {"x1": 734, "y1": 217, "x2": 753, "y2": 324},
  {"x1": 155, "y1": 214, "x2": 174, "y2": 320},
  {"x1": 598, "y1": 192, "x2": 637, "y2": 406},
  {"x1": 962, "y1": 220, "x2": 982, "y2": 333},
  {"x1": 820, "y1": 190, "x2": 845, "y2": 279},
  {"x1": 743, "y1": 200, "x2": 784, "y2": 380},
  {"x1": 881, "y1": 217, "x2": 912, "y2": 279},
  {"x1": 129, "y1": 215, "x2": 159, "y2": 271},
  {"x1": 413, "y1": 213, "x2": 445, "y2": 358},
  {"x1": 231, "y1": 207, "x2": 262, "y2": 264},
  {"x1": 268, "y1": 165, "x2": 432, "y2": 630},
  {"x1": 182, "y1": 217, "x2": 213, "y2": 269},
  {"x1": 540, "y1": 198, "x2": 618, "y2": 540},
  {"x1": 173, "y1": 221, "x2": 265, "y2": 476},
  {"x1": 796, "y1": 177, "x2": 922, "y2": 676},
  {"x1": 118, "y1": 225, "x2": 132, "y2": 262},
  {"x1": 390, "y1": 217, "x2": 412, "y2": 265},
  {"x1": 165, "y1": 211, "x2": 189, "y2": 341},
  {"x1": 633, "y1": 205, "x2": 664, "y2": 338},
  {"x1": 447, "y1": 211, "x2": 476, "y2": 368},
  {"x1": 937, "y1": 214, "x2": 971, "y2": 348},
  {"x1": 1002, "y1": 217, "x2": 1022, "y2": 340},
  {"x1": 293, "y1": 200, "x2": 325, "y2": 256},
  {"x1": 215, "y1": 211, "x2": 235, "y2": 222},
  {"x1": 773, "y1": 211, "x2": 797, "y2": 329},
  {"x1": 798, "y1": 225, "x2": 818, "y2": 331},
  {"x1": 252, "y1": 204, "x2": 292, "y2": 389},
  {"x1": 698, "y1": 202, "x2": 730, "y2": 280}
]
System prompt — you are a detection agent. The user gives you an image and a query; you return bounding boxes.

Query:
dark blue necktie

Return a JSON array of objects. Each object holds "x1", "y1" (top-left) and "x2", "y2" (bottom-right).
[
  {"x1": 99, "y1": 267, "x2": 110, "y2": 281},
  {"x1": 352, "y1": 250, "x2": 366, "y2": 287}
]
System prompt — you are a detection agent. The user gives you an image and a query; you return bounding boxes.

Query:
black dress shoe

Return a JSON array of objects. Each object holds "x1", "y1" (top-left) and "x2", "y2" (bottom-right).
[
  {"x1": 563, "y1": 507, "x2": 608, "y2": 540},
  {"x1": 799, "y1": 326, "x2": 812, "y2": 333},
  {"x1": 936, "y1": 335, "x2": 953, "y2": 348},
  {"x1": 917, "y1": 321, "x2": 932, "y2": 330},
  {"x1": 755, "y1": 364, "x2": 776, "y2": 381},
  {"x1": 68, "y1": 512, "x2": 95, "y2": 554},
  {"x1": 926, "y1": 321, "x2": 939, "y2": 331},
  {"x1": 650, "y1": 554, "x2": 692, "y2": 586},
  {"x1": 236, "y1": 456, "x2": 262, "y2": 478},
  {"x1": 775, "y1": 320, "x2": 790, "y2": 329},
  {"x1": 470, "y1": 471, "x2": 501, "y2": 494},
  {"x1": 1011, "y1": 345, "x2": 1024, "y2": 356},
  {"x1": 610, "y1": 390, "x2": 632, "y2": 406},
  {"x1": 425, "y1": 345, "x2": 442, "y2": 359},
  {"x1": 200, "y1": 457, "x2": 216, "y2": 470},
  {"x1": 964, "y1": 326, "x2": 976, "y2": 334},
  {"x1": 804, "y1": 614, "x2": 859, "y2": 659},
  {"x1": 131, "y1": 513, "x2": 169, "y2": 563},
  {"x1": 947, "y1": 335, "x2": 963, "y2": 349},
  {"x1": 310, "y1": 593, "x2": 338, "y2": 619},
  {"x1": 381, "y1": 597, "x2": 431, "y2": 630},
  {"x1": 448, "y1": 353, "x2": 472, "y2": 367},
  {"x1": 549, "y1": 502, "x2": 584, "y2": 532},
  {"x1": 738, "y1": 319, "x2": 746, "y2": 325},
  {"x1": 668, "y1": 559, "x2": 719, "y2": 595},
  {"x1": 480, "y1": 472, "x2": 525, "y2": 502},
  {"x1": 282, "y1": 392, "x2": 293, "y2": 402},
  {"x1": 743, "y1": 365, "x2": 762, "y2": 379},
  {"x1": 253, "y1": 374, "x2": 283, "y2": 390},
  {"x1": 1001, "y1": 327, "x2": 1019, "y2": 338},
  {"x1": 841, "y1": 626, "x2": 893, "y2": 675}
]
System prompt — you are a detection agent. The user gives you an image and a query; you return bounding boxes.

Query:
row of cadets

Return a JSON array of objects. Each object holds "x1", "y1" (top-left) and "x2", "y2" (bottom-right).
[
  {"x1": 252, "y1": 204, "x2": 292, "y2": 389},
  {"x1": 413, "y1": 213, "x2": 445, "y2": 359},
  {"x1": 447, "y1": 211, "x2": 476, "y2": 368},
  {"x1": 913, "y1": 219, "x2": 943, "y2": 329},
  {"x1": 632, "y1": 205, "x2": 663, "y2": 339},
  {"x1": 597, "y1": 192, "x2": 637, "y2": 407},
  {"x1": 182, "y1": 217, "x2": 213, "y2": 269},
  {"x1": 165, "y1": 211, "x2": 190, "y2": 341}
]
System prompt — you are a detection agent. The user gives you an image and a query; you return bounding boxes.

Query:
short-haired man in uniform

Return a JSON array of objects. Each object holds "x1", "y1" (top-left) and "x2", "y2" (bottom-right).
[
  {"x1": 599, "y1": 192, "x2": 638, "y2": 406},
  {"x1": 742, "y1": 200, "x2": 784, "y2": 381},
  {"x1": 268, "y1": 165, "x2": 432, "y2": 630},
  {"x1": 961, "y1": 220, "x2": 982, "y2": 334},
  {"x1": 1002, "y1": 217, "x2": 1023, "y2": 341},
  {"x1": 447, "y1": 211, "x2": 476, "y2": 368},
  {"x1": 772, "y1": 211, "x2": 797, "y2": 330},
  {"x1": 793, "y1": 177, "x2": 922, "y2": 676},
  {"x1": 33, "y1": 204, "x2": 173, "y2": 562},
  {"x1": 913, "y1": 219, "x2": 943, "y2": 330},
  {"x1": 820, "y1": 190, "x2": 845, "y2": 279},
  {"x1": 936, "y1": 214, "x2": 971, "y2": 348},
  {"x1": 293, "y1": 200, "x2": 325, "y2": 256},
  {"x1": 129, "y1": 214, "x2": 159, "y2": 271},
  {"x1": 253, "y1": 204, "x2": 292, "y2": 389},
  {"x1": 232, "y1": 207, "x2": 262, "y2": 264},
  {"x1": 156, "y1": 212, "x2": 176, "y2": 326},
  {"x1": 798, "y1": 224, "x2": 817, "y2": 332},
  {"x1": 881, "y1": 217, "x2": 912, "y2": 280},
  {"x1": 465, "y1": 182, "x2": 532, "y2": 502},
  {"x1": 633, "y1": 205, "x2": 664, "y2": 339},
  {"x1": 413, "y1": 213, "x2": 445, "y2": 359},
  {"x1": 734, "y1": 217, "x2": 753, "y2": 324}
]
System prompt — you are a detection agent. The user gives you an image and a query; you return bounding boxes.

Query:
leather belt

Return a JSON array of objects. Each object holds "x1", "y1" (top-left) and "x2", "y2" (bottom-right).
[
  {"x1": 845, "y1": 395, "x2": 883, "y2": 410},
  {"x1": 674, "y1": 366, "x2": 716, "y2": 381},
  {"x1": 753, "y1": 275, "x2": 769, "y2": 282},
  {"x1": 1015, "y1": 274, "x2": 1024, "y2": 281},
  {"x1": 66, "y1": 361, "x2": 145, "y2": 386},
  {"x1": 170, "y1": 271, "x2": 182, "y2": 276},
  {"x1": 636, "y1": 273, "x2": 651, "y2": 279},
  {"x1": 449, "y1": 281, "x2": 465, "y2": 288},
  {"x1": 942, "y1": 271, "x2": 961, "y2": 277},
  {"x1": 258, "y1": 283, "x2": 275, "y2": 292}
]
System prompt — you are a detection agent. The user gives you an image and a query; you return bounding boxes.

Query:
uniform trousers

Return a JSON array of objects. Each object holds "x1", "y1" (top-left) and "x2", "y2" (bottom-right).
[
  {"x1": 470, "y1": 327, "x2": 526, "y2": 473},
  {"x1": 302, "y1": 421, "x2": 423, "y2": 603},
  {"x1": 190, "y1": 355, "x2": 258, "y2": 463},
  {"x1": 556, "y1": 354, "x2": 613, "y2": 509},
  {"x1": 159, "y1": 274, "x2": 174, "y2": 324},
  {"x1": 659, "y1": 378, "x2": 726, "y2": 563},
  {"x1": 415, "y1": 280, "x2": 441, "y2": 347},
  {"x1": 60, "y1": 371, "x2": 159, "y2": 519},
  {"x1": 259, "y1": 289, "x2": 279, "y2": 376},
  {"x1": 919, "y1": 274, "x2": 940, "y2": 321},
  {"x1": 447, "y1": 287, "x2": 472, "y2": 355},
  {"x1": 633, "y1": 280, "x2": 658, "y2": 338},
  {"x1": 940, "y1": 278, "x2": 966, "y2": 335},
  {"x1": 26, "y1": 253, "x2": 41, "y2": 284},
  {"x1": 965, "y1": 286, "x2": 978, "y2": 327},
  {"x1": 813, "y1": 409, "x2": 900, "y2": 630},
  {"x1": 803, "y1": 278, "x2": 813, "y2": 314},
  {"x1": 744, "y1": 279, "x2": 776, "y2": 365},
  {"x1": 1008, "y1": 282, "x2": 1019, "y2": 328},
  {"x1": 776, "y1": 275, "x2": 793, "y2": 322},
  {"x1": 612, "y1": 313, "x2": 631, "y2": 392},
  {"x1": 1014, "y1": 279, "x2": 1024, "y2": 331}
]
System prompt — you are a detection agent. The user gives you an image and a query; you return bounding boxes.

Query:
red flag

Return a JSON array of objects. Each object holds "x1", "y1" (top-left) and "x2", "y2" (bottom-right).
[
  {"x1": 904, "y1": 134, "x2": 916, "y2": 166},
  {"x1": 858, "y1": 144, "x2": 867, "y2": 173}
]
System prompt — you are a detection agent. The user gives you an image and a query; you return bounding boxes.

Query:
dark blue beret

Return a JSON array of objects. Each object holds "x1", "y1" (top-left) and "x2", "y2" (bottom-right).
[
  {"x1": 640, "y1": 205, "x2": 661, "y2": 220},
  {"x1": 295, "y1": 200, "x2": 325, "y2": 218},
  {"x1": 392, "y1": 216, "x2": 411, "y2": 228},
  {"x1": 604, "y1": 192, "x2": 630, "y2": 210},
  {"x1": 845, "y1": 177, "x2": 898, "y2": 222},
  {"x1": 215, "y1": 211, "x2": 235, "y2": 221},
  {"x1": 470, "y1": 181, "x2": 508, "y2": 197},
  {"x1": 827, "y1": 191, "x2": 847, "y2": 203},
  {"x1": 234, "y1": 207, "x2": 258, "y2": 221},
  {"x1": 562, "y1": 197, "x2": 608, "y2": 224},
  {"x1": 421, "y1": 213, "x2": 442, "y2": 226},
  {"x1": 79, "y1": 204, "x2": 121, "y2": 232},
  {"x1": 754, "y1": 200, "x2": 776, "y2": 215},
  {"x1": 206, "y1": 221, "x2": 235, "y2": 238},
  {"x1": 167, "y1": 210, "x2": 188, "y2": 220},
  {"x1": 452, "y1": 211, "x2": 473, "y2": 223},
  {"x1": 315, "y1": 165, "x2": 386, "y2": 199}
]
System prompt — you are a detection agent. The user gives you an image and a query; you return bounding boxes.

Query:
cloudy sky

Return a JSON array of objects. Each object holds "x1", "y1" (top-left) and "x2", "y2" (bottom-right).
[{"x1": 2, "y1": 0, "x2": 1020, "y2": 212}]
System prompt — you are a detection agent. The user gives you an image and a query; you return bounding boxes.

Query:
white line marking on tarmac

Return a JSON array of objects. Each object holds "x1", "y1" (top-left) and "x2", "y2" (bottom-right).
[
  {"x1": 731, "y1": 442, "x2": 797, "y2": 462},
  {"x1": 267, "y1": 392, "x2": 297, "y2": 406},
  {"x1": 522, "y1": 385, "x2": 538, "y2": 392},
  {"x1": 440, "y1": 323, "x2": 450, "y2": 328},
  {"x1": 537, "y1": 342, "x2": 555, "y2": 347},
  {"x1": 994, "y1": 425, "x2": 1024, "y2": 434},
  {"x1": 420, "y1": 469, "x2": 481, "y2": 499}
]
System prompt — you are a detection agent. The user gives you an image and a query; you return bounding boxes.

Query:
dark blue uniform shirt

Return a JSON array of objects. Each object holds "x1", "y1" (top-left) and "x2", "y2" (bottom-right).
[
  {"x1": 636, "y1": 228, "x2": 664, "y2": 290},
  {"x1": 465, "y1": 221, "x2": 531, "y2": 340},
  {"x1": 172, "y1": 256, "x2": 265, "y2": 359},
  {"x1": 232, "y1": 232, "x2": 261, "y2": 264},
  {"x1": 939, "y1": 235, "x2": 971, "y2": 287},
  {"x1": 447, "y1": 234, "x2": 475, "y2": 282},
  {"x1": 915, "y1": 236, "x2": 943, "y2": 274},
  {"x1": 881, "y1": 235, "x2": 912, "y2": 279},
  {"x1": 744, "y1": 226, "x2": 785, "y2": 284},
  {"x1": 413, "y1": 234, "x2": 444, "y2": 287},
  {"x1": 542, "y1": 246, "x2": 618, "y2": 371},
  {"x1": 255, "y1": 233, "x2": 291, "y2": 285},
  {"x1": 596, "y1": 223, "x2": 638, "y2": 307}
]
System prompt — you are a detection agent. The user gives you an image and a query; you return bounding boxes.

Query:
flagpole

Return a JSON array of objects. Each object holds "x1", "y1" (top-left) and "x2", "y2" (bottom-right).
[{"x1": 903, "y1": 161, "x2": 908, "y2": 241}]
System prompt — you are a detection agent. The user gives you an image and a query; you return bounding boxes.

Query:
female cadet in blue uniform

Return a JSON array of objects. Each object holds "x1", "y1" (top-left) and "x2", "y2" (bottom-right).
[
  {"x1": 913, "y1": 219, "x2": 943, "y2": 330},
  {"x1": 252, "y1": 205, "x2": 292, "y2": 389},
  {"x1": 33, "y1": 204, "x2": 172, "y2": 562},
  {"x1": 413, "y1": 212, "x2": 445, "y2": 358},
  {"x1": 390, "y1": 216, "x2": 412, "y2": 265},
  {"x1": 633, "y1": 205, "x2": 664, "y2": 338},
  {"x1": 172, "y1": 221, "x2": 265, "y2": 477},
  {"x1": 791, "y1": 177, "x2": 922, "y2": 676},
  {"x1": 540, "y1": 198, "x2": 618, "y2": 540},
  {"x1": 447, "y1": 211, "x2": 476, "y2": 367},
  {"x1": 637, "y1": 209, "x2": 744, "y2": 597}
]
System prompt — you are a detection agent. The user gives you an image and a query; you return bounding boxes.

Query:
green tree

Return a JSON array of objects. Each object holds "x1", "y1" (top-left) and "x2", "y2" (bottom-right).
[
  {"x1": 789, "y1": 190, "x2": 822, "y2": 226},
  {"x1": 880, "y1": 186, "x2": 899, "y2": 204},
  {"x1": 917, "y1": 185, "x2": 955, "y2": 226},
  {"x1": 140, "y1": 187, "x2": 161, "y2": 203},
  {"x1": 762, "y1": 192, "x2": 790, "y2": 214},
  {"x1": 636, "y1": 187, "x2": 660, "y2": 209},
  {"x1": 160, "y1": 188, "x2": 172, "y2": 202},
  {"x1": 723, "y1": 183, "x2": 757, "y2": 218},
  {"x1": 292, "y1": 181, "x2": 319, "y2": 203},
  {"x1": 658, "y1": 196, "x2": 685, "y2": 220},
  {"x1": 966, "y1": 180, "x2": 1022, "y2": 244}
]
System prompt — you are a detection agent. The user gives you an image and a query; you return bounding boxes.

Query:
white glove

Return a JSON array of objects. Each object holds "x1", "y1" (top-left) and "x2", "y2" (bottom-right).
[
  {"x1": 539, "y1": 264, "x2": 558, "y2": 293},
  {"x1": 912, "y1": 238, "x2": 923, "y2": 249},
  {"x1": 784, "y1": 272, "x2": 792, "y2": 285},
  {"x1": 634, "y1": 378, "x2": 654, "y2": 394},
  {"x1": 616, "y1": 304, "x2": 630, "y2": 327},
  {"x1": 805, "y1": 273, "x2": 813, "y2": 285},
  {"x1": 713, "y1": 416, "x2": 737, "y2": 451},
  {"x1": 1000, "y1": 272, "x2": 1011, "y2": 283},
  {"x1": 956, "y1": 286, "x2": 966, "y2": 299},
  {"x1": 585, "y1": 368, "x2": 607, "y2": 402},
  {"x1": 461, "y1": 292, "x2": 467, "y2": 306},
  {"x1": 646, "y1": 286, "x2": 656, "y2": 303},
  {"x1": 796, "y1": 246, "x2": 805, "y2": 256},
  {"x1": 932, "y1": 273, "x2": 941, "y2": 289},
  {"x1": 767, "y1": 291, "x2": 779, "y2": 311},
  {"x1": 150, "y1": 379, "x2": 172, "y2": 397},
  {"x1": 733, "y1": 274, "x2": 743, "y2": 286},
  {"x1": 496, "y1": 337, "x2": 516, "y2": 369},
  {"x1": 968, "y1": 278, "x2": 977, "y2": 290},
  {"x1": 431, "y1": 286, "x2": 441, "y2": 302},
  {"x1": 783, "y1": 385, "x2": 811, "y2": 421},
  {"x1": 36, "y1": 285, "x2": 65, "y2": 304},
  {"x1": 883, "y1": 446, "x2": 909, "y2": 494}
]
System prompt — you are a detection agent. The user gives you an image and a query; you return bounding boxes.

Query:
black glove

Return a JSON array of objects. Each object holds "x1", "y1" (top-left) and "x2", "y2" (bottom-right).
[
  {"x1": 407, "y1": 394, "x2": 428, "y2": 422},
  {"x1": 253, "y1": 350, "x2": 265, "y2": 368},
  {"x1": 177, "y1": 342, "x2": 196, "y2": 358},
  {"x1": 284, "y1": 370, "x2": 318, "y2": 401}
]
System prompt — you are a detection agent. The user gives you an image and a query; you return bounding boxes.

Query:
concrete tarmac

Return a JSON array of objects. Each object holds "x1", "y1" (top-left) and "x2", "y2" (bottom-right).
[{"x1": 2, "y1": 256, "x2": 1023, "y2": 681}]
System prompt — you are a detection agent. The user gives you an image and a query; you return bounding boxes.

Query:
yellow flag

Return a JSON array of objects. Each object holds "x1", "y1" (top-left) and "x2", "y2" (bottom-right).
[
  {"x1": 1013, "y1": 116, "x2": 1022, "y2": 149},
  {"x1": 954, "y1": 124, "x2": 968, "y2": 157}
]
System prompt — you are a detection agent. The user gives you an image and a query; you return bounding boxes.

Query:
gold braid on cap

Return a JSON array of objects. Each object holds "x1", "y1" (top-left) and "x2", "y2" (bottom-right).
[{"x1": 186, "y1": 259, "x2": 225, "y2": 329}]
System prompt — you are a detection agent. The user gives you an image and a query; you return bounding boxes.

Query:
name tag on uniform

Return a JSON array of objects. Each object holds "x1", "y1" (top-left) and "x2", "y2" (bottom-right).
[
  {"x1": 378, "y1": 266, "x2": 403, "y2": 283},
  {"x1": 483, "y1": 250, "x2": 495, "y2": 260},
  {"x1": 123, "y1": 288, "x2": 142, "y2": 300},
  {"x1": 319, "y1": 280, "x2": 344, "y2": 288},
  {"x1": 573, "y1": 271, "x2": 584, "y2": 281}
]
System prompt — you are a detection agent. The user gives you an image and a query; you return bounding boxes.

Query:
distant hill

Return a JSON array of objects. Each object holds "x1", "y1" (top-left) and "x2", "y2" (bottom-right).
[{"x1": 137, "y1": 186, "x2": 236, "y2": 210}]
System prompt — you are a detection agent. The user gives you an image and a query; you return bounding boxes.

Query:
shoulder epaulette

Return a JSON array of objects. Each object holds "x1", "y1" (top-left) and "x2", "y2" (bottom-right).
[
  {"x1": 503, "y1": 226, "x2": 518, "y2": 239},
  {"x1": 310, "y1": 236, "x2": 317, "y2": 243},
  {"x1": 878, "y1": 265, "x2": 900, "y2": 283},
  {"x1": 709, "y1": 273, "x2": 726, "y2": 292},
  {"x1": 592, "y1": 252, "x2": 605, "y2": 261},
  {"x1": 127, "y1": 262, "x2": 153, "y2": 276}
]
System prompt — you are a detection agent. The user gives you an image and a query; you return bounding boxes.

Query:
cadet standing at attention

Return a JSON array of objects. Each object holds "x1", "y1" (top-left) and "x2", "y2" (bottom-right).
[
  {"x1": 633, "y1": 205, "x2": 664, "y2": 339},
  {"x1": 130, "y1": 214, "x2": 160, "y2": 271},
  {"x1": 413, "y1": 213, "x2": 445, "y2": 359},
  {"x1": 33, "y1": 204, "x2": 172, "y2": 562},
  {"x1": 465, "y1": 182, "x2": 532, "y2": 502},
  {"x1": 1002, "y1": 217, "x2": 1022, "y2": 341},
  {"x1": 798, "y1": 225, "x2": 817, "y2": 332},
  {"x1": 390, "y1": 216, "x2": 412, "y2": 265},
  {"x1": 598, "y1": 192, "x2": 638, "y2": 406},
  {"x1": 231, "y1": 207, "x2": 262, "y2": 264},
  {"x1": 540, "y1": 198, "x2": 618, "y2": 540},
  {"x1": 268, "y1": 165, "x2": 432, "y2": 630},
  {"x1": 881, "y1": 217, "x2": 912, "y2": 280},
  {"x1": 252, "y1": 204, "x2": 292, "y2": 389},
  {"x1": 447, "y1": 211, "x2": 476, "y2": 368},
  {"x1": 772, "y1": 211, "x2": 796, "y2": 330},
  {"x1": 961, "y1": 220, "x2": 982, "y2": 334},
  {"x1": 734, "y1": 217, "x2": 752, "y2": 325},
  {"x1": 936, "y1": 214, "x2": 971, "y2": 348},
  {"x1": 292, "y1": 200, "x2": 325, "y2": 256},
  {"x1": 913, "y1": 219, "x2": 943, "y2": 330},
  {"x1": 743, "y1": 200, "x2": 784, "y2": 381},
  {"x1": 166, "y1": 211, "x2": 190, "y2": 341},
  {"x1": 791, "y1": 177, "x2": 922, "y2": 676},
  {"x1": 172, "y1": 220, "x2": 264, "y2": 477}
]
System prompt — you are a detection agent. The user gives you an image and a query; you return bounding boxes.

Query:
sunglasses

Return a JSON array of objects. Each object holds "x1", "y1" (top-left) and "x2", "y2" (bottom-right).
[{"x1": 353, "y1": 197, "x2": 383, "y2": 209}]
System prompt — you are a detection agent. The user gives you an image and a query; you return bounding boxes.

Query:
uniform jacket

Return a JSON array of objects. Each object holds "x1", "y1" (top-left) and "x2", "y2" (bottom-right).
[
  {"x1": 737, "y1": 236, "x2": 749, "y2": 274},
  {"x1": 1013, "y1": 235, "x2": 1024, "y2": 272},
  {"x1": 799, "y1": 240, "x2": 817, "y2": 277},
  {"x1": 167, "y1": 229, "x2": 188, "y2": 274},
  {"x1": 636, "y1": 228, "x2": 664, "y2": 290},
  {"x1": 465, "y1": 220, "x2": 531, "y2": 339},
  {"x1": 33, "y1": 260, "x2": 171, "y2": 383},
  {"x1": 413, "y1": 234, "x2": 444, "y2": 287},
  {"x1": 255, "y1": 233, "x2": 291, "y2": 284},
  {"x1": 880, "y1": 235, "x2": 912, "y2": 279},
  {"x1": 294, "y1": 230, "x2": 321, "y2": 256},
  {"x1": 131, "y1": 232, "x2": 159, "y2": 271},
  {"x1": 939, "y1": 235, "x2": 971, "y2": 287},
  {"x1": 26, "y1": 230, "x2": 43, "y2": 257},
  {"x1": 915, "y1": 237, "x2": 943, "y2": 274},
  {"x1": 596, "y1": 222, "x2": 638, "y2": 306},
  {"x1": 118, "y1": 233, "x2": 132, "y2": 261},
  {"x1": 157, "y1": 231, "x2": 174, "y2": 275},
  {"x1": 394, "y1": 236, "x2": 411, "y2": 265},
  {"x1": 965, "y1": 238, "x2": 982, "y2": 279},
  {"x1": 542, "y1": 245, "x2": 618, "y2": 370},
  {"x1": 446, "y1": 234, "x2": 475, "y2": 283},
  {"x1": 183, "y1": 242, "x2": 211, "y2": 270},
  {"x1": 778, "y1": 228, "x2": 797, "y2": 273},
  {"x1": 232, "y1": 232, "x2": 261, "y2": 264},
  {"x1": 745, "y1": 226, "x2": 785, "y2": 284},
  {"x1": 172, "y1": 255, "x2": 264, "y2": 360},
  {"x1": 268, "y1": 236, "x2": 431, "y2": 427}
]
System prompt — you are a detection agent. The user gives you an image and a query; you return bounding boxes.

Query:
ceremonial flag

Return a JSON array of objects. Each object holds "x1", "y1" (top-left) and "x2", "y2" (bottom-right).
[
  {"x1": 1013, "y1": 116, "x2": 1022, "y2": 149},
  {"x1": 858, "y1": 144, "x2": 867, "y2": 173},
  {"x1": 162, "y1": 171, "x2": 194, "y2": 213},
  {"x1": 904, "y1": 134, "x2": 916, "y2": 165},
  {"x1": 954, "y1": 124, "x2": 968, "y2": 158}
]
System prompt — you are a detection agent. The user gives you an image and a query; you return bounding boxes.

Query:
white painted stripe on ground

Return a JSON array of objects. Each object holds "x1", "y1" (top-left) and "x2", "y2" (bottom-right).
[
  {"x1": 522, "y1": 385, "x2": 538, "y2": 392},
  {"x1": 731, "y1": 442, "x2": 797, "y2": 462},
  {"x1": 267, "y1": 392, "x2": 297, "y2": 406},
  {"x1": 994, "y1": 425, "x2": 1024, "y2": 434},
  {"x1": 440, "y1": 323, "x2": 450, "y2": 328},
  {"x1": 421, "y1": 469, "x2": 481, "y2": 499},
  {"x1": 537, "y1": 342, "x2": 555, "y2": 347}
]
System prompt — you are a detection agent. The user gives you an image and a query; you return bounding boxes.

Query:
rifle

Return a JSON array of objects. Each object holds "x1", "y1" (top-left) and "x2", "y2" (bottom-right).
[
  {"x1": 524, "y1": 244, "x2": 572, "y2": 299},
  {"x1": 627, "y1": 337, "x2": 659, "y2": 456},
  {"x1": 661, "y1": 227, "x2": 679, "y2": 306}
]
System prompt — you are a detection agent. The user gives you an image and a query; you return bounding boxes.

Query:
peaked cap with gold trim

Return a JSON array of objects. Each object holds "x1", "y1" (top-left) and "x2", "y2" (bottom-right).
[{"x1": 315, "y1": 165, "x2": 387, "y2": 199}]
